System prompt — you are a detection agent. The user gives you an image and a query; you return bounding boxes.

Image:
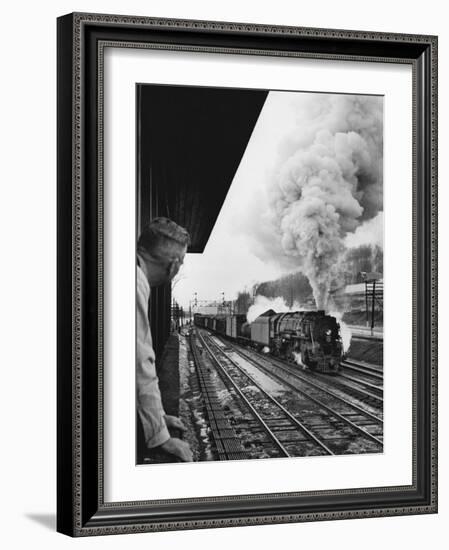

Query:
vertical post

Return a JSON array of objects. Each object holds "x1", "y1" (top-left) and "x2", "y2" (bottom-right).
[
  {"x1": 371, "y1": 280, "x2": 376, "y2": 334},
  {"x1": 365, "y1": 281, "x2": 369, "y2": 327}
]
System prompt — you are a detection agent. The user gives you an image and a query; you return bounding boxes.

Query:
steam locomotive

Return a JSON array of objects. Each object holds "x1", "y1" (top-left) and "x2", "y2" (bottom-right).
[{"x1": 194, "y1": 309, "x2": 343, "y2": 374}]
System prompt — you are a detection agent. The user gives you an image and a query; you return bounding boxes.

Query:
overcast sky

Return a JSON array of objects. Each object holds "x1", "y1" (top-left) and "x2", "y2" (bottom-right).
[
  {"x1": 172, "y1": 90, "x2": 383, "y2": 310},
  {"x1": 172, "y1": 91, "x2": 300, "y2": 309}
]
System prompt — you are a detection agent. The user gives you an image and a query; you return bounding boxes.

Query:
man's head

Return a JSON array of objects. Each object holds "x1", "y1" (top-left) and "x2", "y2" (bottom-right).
[{"x1": 137, "y1": 217, "x2": 190, "y2": 287}]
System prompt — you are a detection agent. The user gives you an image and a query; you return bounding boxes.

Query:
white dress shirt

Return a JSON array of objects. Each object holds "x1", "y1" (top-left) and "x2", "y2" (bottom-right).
[{"x1": 136, "y1": 264, "x2": 170, "y2": 448}]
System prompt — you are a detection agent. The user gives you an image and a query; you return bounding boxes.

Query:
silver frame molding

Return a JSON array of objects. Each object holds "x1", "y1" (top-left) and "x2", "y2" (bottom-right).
[{"x1": 57, "y1": 12, "x2": 438, "y2": 537}]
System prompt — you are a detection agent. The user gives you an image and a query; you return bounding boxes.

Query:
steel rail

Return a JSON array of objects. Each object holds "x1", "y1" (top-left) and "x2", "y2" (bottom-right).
[
  {"x1": 351, "y1": 334, "x2": 383, "y2": 342},
  {"x1": 204, "y1": 333, "x2": 335, "y2": 456},
  {"x1": 197, "y1": 331, "x2": 292, "y2": 457},
  {"x1": 314, "y1": 371, "x2": 383, "y2": 405},
  {"x1": 235, "y1": 342, "x2": 383, "y2": 421},
  {"x1": 341, "y1": 359, "x2": 384, "y2": 378},
  {"x1": 189, "y1": 332, "x2": 248, "y2": 461},
  {"x1": 338, "y1": 372, "x2": 384, "y2": 395},
  {"x1": 223, "y1": 340, "x2": 383, "y2": 447}
]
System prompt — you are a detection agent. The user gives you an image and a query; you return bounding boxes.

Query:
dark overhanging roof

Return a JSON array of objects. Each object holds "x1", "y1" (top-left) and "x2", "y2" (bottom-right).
[{"x1": 138, "y1": 84, "x2": 268, "y2": 252}]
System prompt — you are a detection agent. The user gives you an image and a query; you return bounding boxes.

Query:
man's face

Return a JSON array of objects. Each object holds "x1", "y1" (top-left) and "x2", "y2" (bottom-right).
[
  {"x1": 139, "y1": 242, "x2": 187, "y2": 287},
  {"x1": 167, "y1": 244, "x2": 187, "y2": 282}
]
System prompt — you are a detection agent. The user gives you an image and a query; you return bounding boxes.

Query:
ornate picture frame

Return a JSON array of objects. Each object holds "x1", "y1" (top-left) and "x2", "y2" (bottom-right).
[{"x1": 57, "y1": 12, "x2": 437, "y2": 536}]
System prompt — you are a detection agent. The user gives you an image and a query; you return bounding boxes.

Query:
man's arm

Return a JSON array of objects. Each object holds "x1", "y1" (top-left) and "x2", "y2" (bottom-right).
[
  {"x1": 136, "y1": 275, "x2": 171, "y2": 448},
  {"x1": 136, "y1": 271, "x2": 193, "y2": 461}
]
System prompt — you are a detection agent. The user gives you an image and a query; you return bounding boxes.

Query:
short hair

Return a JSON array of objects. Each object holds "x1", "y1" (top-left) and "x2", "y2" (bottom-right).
[{"x1": 138, "y1": 217, "x2": 190, "y2": 260}]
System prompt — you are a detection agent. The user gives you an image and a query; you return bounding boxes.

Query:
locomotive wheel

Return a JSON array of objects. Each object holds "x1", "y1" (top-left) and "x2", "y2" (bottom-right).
[{"x1": 302, "y1": 349, "x2": 317, "y2": 370}]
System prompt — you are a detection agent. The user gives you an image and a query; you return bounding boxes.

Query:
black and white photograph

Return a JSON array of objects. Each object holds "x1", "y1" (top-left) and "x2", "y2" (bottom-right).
[
  {"x1": 136, "y1": 84, "x2": 384, "y2": 465},
  {"x1": 51, "y1": 6, "x2": 438, "y2": 540},
  {"x1": 0, "y1": 0, "x2": 443, "y2": 544}
]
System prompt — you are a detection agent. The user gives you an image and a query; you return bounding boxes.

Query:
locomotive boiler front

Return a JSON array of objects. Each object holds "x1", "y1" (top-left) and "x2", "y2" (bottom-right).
[
  {"x1": 306, "y1": 312, "x2": 343, "y2": 373},
  {"x1": 270, "y1": 310, "x2": 343, "y2": 373}
]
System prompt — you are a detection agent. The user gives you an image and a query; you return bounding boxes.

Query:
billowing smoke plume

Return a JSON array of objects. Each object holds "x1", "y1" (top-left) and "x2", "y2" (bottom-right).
[
  {"x1": 266, "y1": 94, "x2": 383, "y2": 310},
  {"x1": 344, "y1": 211, "x2": 383, "y2": 249}
]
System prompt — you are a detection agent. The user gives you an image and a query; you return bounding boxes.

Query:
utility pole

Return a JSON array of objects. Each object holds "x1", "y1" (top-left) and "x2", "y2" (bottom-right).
[{"x1": 362, "y1": 272, "x2": 382, "y2": 334}]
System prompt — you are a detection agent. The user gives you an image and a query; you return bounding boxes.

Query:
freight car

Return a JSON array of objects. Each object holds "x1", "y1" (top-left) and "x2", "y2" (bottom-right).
[
  {"x1": 193, "y1": 313, "x2": 207, "y2": 329},
  {"x1": 226, "y1": 314, "x2": 247, "y2": 339},
  {"x1": 194, "y1": 309, "x2": 343, "y2": 374},
  {"x1": 194, "y1": 313, "x2": 244, "y2": 340}
]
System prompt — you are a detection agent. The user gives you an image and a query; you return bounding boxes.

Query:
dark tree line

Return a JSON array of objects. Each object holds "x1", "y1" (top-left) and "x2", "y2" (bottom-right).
[
  {"x1": 255, "y1": 272, "x2": 314, "y2": 306},
  {"x1": 234, "y1": 290, "x2": 253, "y2": 314},
  {"x1": 233, "y1": 244, "x2": 383, "y2": 313},
  {"x1": 342, "y1": 244, "x2": 383, "y2": 284}
]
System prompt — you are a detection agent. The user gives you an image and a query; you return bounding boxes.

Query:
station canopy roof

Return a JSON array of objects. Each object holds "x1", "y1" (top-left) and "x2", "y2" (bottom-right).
[{"x1": 138, "y1": 84, "x2": 268, "y2": 252}]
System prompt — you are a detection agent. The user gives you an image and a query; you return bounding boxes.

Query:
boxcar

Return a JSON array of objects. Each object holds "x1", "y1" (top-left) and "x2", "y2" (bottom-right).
[
  {"x1": 225, "y1": 314, "x2": 246, "y2": 339},
  {"x1": 193, "y1": 313, "x2": 206, "y2": 328},
  {"x1": 215, "y1": 316, "x2": 227, "y2": 336},
  {"x1": 250, "y1": 309, "x2": 276, "y2": 346}
]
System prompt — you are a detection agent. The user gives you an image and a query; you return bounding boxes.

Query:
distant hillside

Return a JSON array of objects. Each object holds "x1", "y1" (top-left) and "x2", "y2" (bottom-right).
[
  {"x1": 234, "y1": 244, "x2": 383, "y2": 313},
  {"x1": 255, "y1": 272, "x2": 314, "y2": 307},
  {"x1": 342, "y1": 245, "x2": 383, "y2": 285}
]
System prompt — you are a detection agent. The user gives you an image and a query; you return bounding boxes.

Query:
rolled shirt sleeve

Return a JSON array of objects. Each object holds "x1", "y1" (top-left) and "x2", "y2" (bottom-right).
[{"x1": 136, "y1": 265, "x2": 170, "y2": 448}]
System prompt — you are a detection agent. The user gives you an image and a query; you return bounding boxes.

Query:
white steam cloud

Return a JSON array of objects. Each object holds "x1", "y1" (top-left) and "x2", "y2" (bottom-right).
[
  {"x1": 252, "y1": 93, "x2": 383, "y2": 310},
  {"x1": 344, "y1": 211, "x2": 384, "y2": 249},
  {"x1": 246, "y1": 295, "x2": 302, "y2": 323},
  {"x1": 330, "y1": 310, "x2": 352, "y2": 353}
]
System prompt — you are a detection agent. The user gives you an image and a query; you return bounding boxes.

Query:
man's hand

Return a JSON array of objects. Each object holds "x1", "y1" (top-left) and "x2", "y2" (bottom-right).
[
  {"x1": 165, "y1": 415, "x2": 187, "y2": 432},
  {"x1": 160, "y1": 437, "x2": 193, "y2": 462}
]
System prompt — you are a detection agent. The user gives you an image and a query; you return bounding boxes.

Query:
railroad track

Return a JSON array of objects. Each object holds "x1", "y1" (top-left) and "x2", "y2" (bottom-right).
[
  {"x1": 204, "y1": 331, "x2": 383, "y2": 456},
  {"x1": 321, "y1": 373, "x2": 383, "y2": 407},
  {"x1": 198, "y1": 331, "x2": 334, "y2": 458},
  {"x1": 236, "y1": 343, "x2": 383, "y2": 409},
  {"x1": 341, "y1": 358, "x2": 383, "y2": 378},
  {"x1": 334, "y1": 359, "x2": 383, "y2": 404},
  {"x1": 351, "y1": 333, "x2": 383, "y2": 342},
  {"x1": 216, "y1": 335, "x2": 383, "y2": 442},
  {"x1": 336, "y1": 373, "x2": 382, "y2": 396},
  {"x1": 189, "y1": 331, "x2": 249, "y2": 461}
]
